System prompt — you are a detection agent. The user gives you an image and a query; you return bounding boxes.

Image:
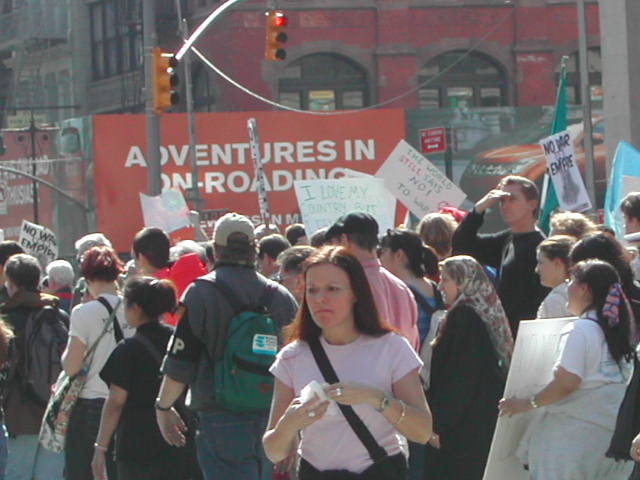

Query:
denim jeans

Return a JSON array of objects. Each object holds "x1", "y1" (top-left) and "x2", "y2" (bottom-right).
[
  {"x1": 6, "y1": 434, "x2": 64, "y2": 480},
  {"x1": 196, "y1": 410, "x2": 272, "y2": 480}
]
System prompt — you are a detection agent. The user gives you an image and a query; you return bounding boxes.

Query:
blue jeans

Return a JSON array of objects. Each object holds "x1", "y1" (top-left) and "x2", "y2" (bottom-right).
[
  {"x1": 6, "y1": 434, "x2": 64, "y2": 480},
  {"x1": 196, "y1": 410, "x2": 272, "y2": 480}
]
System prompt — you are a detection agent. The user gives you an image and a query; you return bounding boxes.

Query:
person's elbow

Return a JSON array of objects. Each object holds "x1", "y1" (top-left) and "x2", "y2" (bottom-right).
[
  {"x1": 405, "y1": 409, "x2": 433, "y2": 445},
  {"x1": 262, "y1": 431, "x2": 287, "y2": 464},
  {"x1": 61, "y1": 354, "x2": 81, "y2": 377}
]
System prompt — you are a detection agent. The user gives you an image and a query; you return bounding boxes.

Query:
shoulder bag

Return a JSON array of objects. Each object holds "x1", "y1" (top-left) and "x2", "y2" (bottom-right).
[
  {"x1": 298, "y1": 337, "x2": 407, "y2": 480},
  {"x1": 39, "y1": 297, "x2": 122, "y2": 453}
]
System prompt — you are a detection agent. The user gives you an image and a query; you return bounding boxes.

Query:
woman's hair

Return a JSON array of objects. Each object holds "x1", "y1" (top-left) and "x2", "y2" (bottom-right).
[
  {"x1": 416, "y1": 213, "x2": 458, "y2": 258},
  {"x1": 81, "y1": 246, "x2": 124, "y2": 283},
  {"x1": 570, "y1": 233, "x2": 635, "y2": 296},
  {"x1": 124, "y1": 276, "x2": 177, "y2": 320},
  {"x1": 0, "y1": 318, "x2": 13, "y2": 366},
  {"x1": 379, "y1": 229, "x2": 439, "y2": 278},
  {"x1": 550, "y1": 211, "x2": 597, "y2": 239},
  {"x1": 285, "y1": 246, "x2": 392, "y2": 343},
  {"x1": 537, "y1": 235, "x2": 576, "y2": 269},
  {"x1": 571, "y1": 260, "x2": 633, "y2": 364}
]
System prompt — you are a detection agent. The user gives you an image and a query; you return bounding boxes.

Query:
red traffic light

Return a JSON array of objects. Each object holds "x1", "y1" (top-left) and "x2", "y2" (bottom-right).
[
  {"x1": 265, "y1": 10, "x2": 288, "y2": 61},
  {"x1": 273, "y1": 14, "x2": 287, "y2": 28}
]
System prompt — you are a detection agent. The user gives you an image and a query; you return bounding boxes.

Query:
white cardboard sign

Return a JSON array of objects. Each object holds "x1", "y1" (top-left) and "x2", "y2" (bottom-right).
[
  {"x1": 294, "y1": 177, "x2": 396, "y2": 236},
  {"x1": 540, "y1": 131, "x2": 591, "y2": 212},
  {"x1": 483, "y1": 317, "x2": 574, "y2": 480},
  {"x1": 18, "y1": 219, "x2": 58, "y2": 267},
  {"x1": 375, "y1": 139, "x2": 466, "y2": 217},
  {"x1": 139, "y1": 189, "x2": 191, "y2": 233}
]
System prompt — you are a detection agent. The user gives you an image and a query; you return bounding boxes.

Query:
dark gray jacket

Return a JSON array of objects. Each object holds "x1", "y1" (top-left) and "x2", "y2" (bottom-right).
[{"x1": 161, "y1": 265, "x2": 298, "y2": 411}]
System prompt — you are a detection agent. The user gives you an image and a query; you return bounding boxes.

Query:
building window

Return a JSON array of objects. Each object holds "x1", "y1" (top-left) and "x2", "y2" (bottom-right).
[
  {"x1": 558, "y1": 48, "x2": 602, "y2": 107},
  {"x1": 278, "y1": 54, "x2": 369, "y2": 111},
  {"x1": 418, "y1": 52, "x2": 507, "y2": 109},
  {"x1": 90, "y1": 0, "x2": 141, "y2": 80},
  {"x1": 193, "y1": 65, "x2": 216, "y2": 112}
]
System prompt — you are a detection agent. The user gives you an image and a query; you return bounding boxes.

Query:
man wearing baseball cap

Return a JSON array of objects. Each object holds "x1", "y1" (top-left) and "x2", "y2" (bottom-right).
[
  {"x1": 156, "y1": 213, "x2": 298, "y2": 480},
  {"x1": 325, "y1": 212, "x2": 419, "y2": 350}
]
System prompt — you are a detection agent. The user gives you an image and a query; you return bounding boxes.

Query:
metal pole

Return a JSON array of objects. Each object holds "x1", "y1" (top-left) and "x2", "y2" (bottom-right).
[
  {"x1": 577, "y1": 0, "x2": 596, "y2": 209},
  {"x1": 143, "y1": 0, "x2": 162, "y2": 195},
  {"x1": 175, "y1": 2, "x2": 203, "y2": 213},
  {"x1": 29, "y1": 111, "x2": 39, "y2": 223}
]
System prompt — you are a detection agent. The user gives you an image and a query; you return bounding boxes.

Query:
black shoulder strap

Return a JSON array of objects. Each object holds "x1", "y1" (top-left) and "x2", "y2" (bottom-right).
[
  {"x1": 308, "y1": 337, "x2": 388, "y2": 463},
  {"x1": 132, "y1": 333, "x2": 163, "y2": 366},
  {"x1": 409, "y1": 284, "x2": 442, "y2": 316},
  {"x1": 96, "y1": 297, "x2": 123, "y2": 343}
]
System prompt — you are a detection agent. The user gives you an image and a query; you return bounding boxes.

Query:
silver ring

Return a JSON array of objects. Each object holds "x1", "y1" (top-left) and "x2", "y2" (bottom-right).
[
  {"x1": 335, "y1": 387, "x2": 343, "y2": 397},
  {"x1": 307, "y1": 410, "x2": 316, "y2": 418}
]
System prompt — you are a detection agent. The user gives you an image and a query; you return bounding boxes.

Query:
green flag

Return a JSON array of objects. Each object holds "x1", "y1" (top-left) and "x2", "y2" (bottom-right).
[{"x1": 539, "y1": 57, "x2": 569, "y2": 233}]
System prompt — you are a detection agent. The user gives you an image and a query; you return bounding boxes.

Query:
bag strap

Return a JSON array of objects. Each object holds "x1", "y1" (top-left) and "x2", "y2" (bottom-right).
[
  {"x1": 212, "y1": 278, "x2": 273, "y2": 315},
  {"x1": 409, "y1": 283, "x2": 442, "y2": 316},
  {"x1": 82, "y1": 298, "x2": 122, "y2": 368},
  {"x1": 96, "y1": 296, "x2": 123, "y2": 343},
  {"x1": 132, "y1": 333, "x2": 163, "y2": 366},
  {"x1": 308, "y1": 337, "x2": 388, "y2": 463}
]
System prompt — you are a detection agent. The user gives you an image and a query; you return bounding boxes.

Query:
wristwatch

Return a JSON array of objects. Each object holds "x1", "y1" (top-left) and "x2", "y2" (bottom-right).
[
  {"x1": 155, "y1": 399, "x2": 173, "y2": 411},
  {"x1": 529, "y1": 395, "x2": 540, "y2": 409},
  {"x1": 375, "y1": 392, "x2": 392, "y2": 412}
]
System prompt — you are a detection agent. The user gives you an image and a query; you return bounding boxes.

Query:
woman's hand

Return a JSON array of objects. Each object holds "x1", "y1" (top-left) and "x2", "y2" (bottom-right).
[
  {"x1": 428, "y1": 433, "x2": 441, "y2": 449},
  {"x1": 498, "y1": 397, "x2": 532, "y2": 417},
  {"x1": 156, "y1": 407, "x2": 187, "y2": 447},
  {"x1": 325, "y1": 382, "x2": 382, "y2": 408},
  {"x1": 630, "y1": 432, "x2": 640, "y2": 462},
  {"x1": 91, "y1": 448, "x2": 107, "y2": 480},
  {"x1": 279, "y1": 395, "x2": 329, "y2": 432}
]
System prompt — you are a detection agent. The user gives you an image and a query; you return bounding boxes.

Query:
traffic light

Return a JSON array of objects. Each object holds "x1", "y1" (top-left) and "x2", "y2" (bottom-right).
[
  {"x1": 265, "y1": 10, "x2": 288, "y2": 61},
  {"x1": 153, "y1": 47, "x2": 180, "y2": 114}
]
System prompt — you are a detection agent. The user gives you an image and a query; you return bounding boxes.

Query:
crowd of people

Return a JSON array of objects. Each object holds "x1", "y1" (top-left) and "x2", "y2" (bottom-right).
[{"x1": 1, "y1": 174, "x2": 640, "y2": 479}]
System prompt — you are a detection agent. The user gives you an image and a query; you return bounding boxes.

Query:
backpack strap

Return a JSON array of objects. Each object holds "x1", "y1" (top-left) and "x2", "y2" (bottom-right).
[
  {"x1": 96, "y1": 296, "x2": 123, "y2": 343},
  {"x1": 132, "y1": 333, "x2": 163, "y2": 366},
  {"x1": 409, "y1": 283, "x2": 442, "y2": 316},
  {"x1": 213, "y1": 278, "x2": 273, "y2": 315},
  {"x1": 308, "y1": 337, "x2": 388, "y2": 464}
]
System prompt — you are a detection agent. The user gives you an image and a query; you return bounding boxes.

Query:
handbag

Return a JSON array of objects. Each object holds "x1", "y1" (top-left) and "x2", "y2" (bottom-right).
[
  {"x1": 39, "y1": 297, "x2": 122, "y2": 453},
  {"x1": 300, "y1": 337, "x2": 408, "y2": 480}
]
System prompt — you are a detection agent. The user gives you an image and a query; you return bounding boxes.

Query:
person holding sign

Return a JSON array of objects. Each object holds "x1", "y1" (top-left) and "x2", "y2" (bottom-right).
[
  {"x1": 499, "y1": 260, "x2": 634, "y2": 480},
  {"x1": 451, "y1": 175, "x2": 549, "y2": 335},
  {"x1": 425, "y1": 255, "x2": 513, "y2": 480}
]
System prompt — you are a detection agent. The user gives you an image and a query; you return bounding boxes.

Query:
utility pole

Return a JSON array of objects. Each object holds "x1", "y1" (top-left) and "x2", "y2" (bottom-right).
[
  {"x1": 143, "y1": 0, "x2": 162, "y2": 195},
  {"x1": 174, "y1": 1, "x2": 203, "y2": 213},
  {"x1": 577, "y1": 0, "x2": 596, "y2": 209},
  {"x1": 28, "y1": 111, "x2": 39, "y2": 223}
]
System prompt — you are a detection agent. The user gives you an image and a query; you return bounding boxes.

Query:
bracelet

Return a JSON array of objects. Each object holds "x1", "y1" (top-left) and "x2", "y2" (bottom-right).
[
  {"x1": 393, "y1": 400, "x2": 407, "y2": 427},
  {"x1": 529, "y1": 395, "x2": 540, "y2": 409},
  {"x1": 155, "y1": 399, "x2": 173, "y2": 411},
  {"x1": 94, "y1": 442, "x2": 108, "y2": 452}
]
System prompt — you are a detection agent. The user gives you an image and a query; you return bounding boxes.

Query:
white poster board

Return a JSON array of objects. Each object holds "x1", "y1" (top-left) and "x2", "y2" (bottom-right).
[
  {"x1": 483, "y1": 317, "x2": 574, "y2": 480},
  {"x1": 139, "y1": 189, "x2": 191, "y2": 233},
  {"x1": 375, "y1": 139, "x2": 466, "y2": 217},
  {"x1": 0, "y1": 179, "x2": 8, "y2": 215},
  {"x1": 18, "y1": 220, "x2": 58, "y2": 267},
  {"x1": 294, "y1": 177, "x2": 396, "y2": 236},
  {"x1": 540, "y1": 131, "x2": 591, "y2": 212}
]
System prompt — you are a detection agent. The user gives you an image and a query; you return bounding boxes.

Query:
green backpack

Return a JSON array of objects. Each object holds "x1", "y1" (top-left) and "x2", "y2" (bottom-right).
[{"x1": 211, "y1": 280, "x2": 279, "y2": 413}]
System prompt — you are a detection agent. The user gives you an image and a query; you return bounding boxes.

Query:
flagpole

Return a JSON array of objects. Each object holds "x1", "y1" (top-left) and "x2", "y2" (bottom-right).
[{"x1": 577, "y1": 0, "x2": 597, "y2": 210}]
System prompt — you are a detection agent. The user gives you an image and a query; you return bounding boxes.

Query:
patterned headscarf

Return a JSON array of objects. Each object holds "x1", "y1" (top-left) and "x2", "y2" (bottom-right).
[{"x1": 440, "y1": 255, "x2": 514, "y2": 374}]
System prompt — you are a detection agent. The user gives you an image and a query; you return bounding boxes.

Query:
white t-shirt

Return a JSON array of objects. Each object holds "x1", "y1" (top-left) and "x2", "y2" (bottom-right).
[
  {"x1": 69, "y1": 294, "x2": 133, "y2": 399},
  {"x1": 554, "y1": 311, "x2": 632, "y2": 390},
  {"x1": 537, "y1": 282, "x2": 571, "y2": 319},
  {"x1": 270, "y1": 333, "x2": 422, "y2": 474}
]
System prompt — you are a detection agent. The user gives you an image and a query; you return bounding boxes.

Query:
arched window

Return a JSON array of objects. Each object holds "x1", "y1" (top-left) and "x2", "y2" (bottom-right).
[
  {"x1": 193, "y1": 65, "x2": 216, "y2": 112},
  {"x1": 278, "y1": 53, "x2": 369, "y2": 111},
  {"x1": 556, "y1": 48, "x2": 602, "y2": 107},
  {"x1": 418, "y1": 52, "x2": 507, "y2": 108}
]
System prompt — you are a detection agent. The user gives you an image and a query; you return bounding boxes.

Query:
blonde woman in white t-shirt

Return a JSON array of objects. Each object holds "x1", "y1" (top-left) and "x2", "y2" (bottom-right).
[
  {"x1": 61, "y1": 246, "x2": 132, "y2": 480},
  {"x1": 263, "y1": 246, "x2": 432, "y2": 479},
  {"x1": 535, "y1": 235, "x2": 575, "y2": 319},
  {"x1": 500, "y1": 259, "x2": 634, "y2": 480}
]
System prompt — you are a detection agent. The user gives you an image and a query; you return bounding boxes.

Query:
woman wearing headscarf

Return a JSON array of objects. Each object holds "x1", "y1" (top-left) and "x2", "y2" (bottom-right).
[{"x1": 423, "y1": 255, "x2": 513, "y2": 480}]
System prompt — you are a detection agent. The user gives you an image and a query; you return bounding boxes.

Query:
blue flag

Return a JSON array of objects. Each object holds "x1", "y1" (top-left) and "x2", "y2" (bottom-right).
[{"x1": 604, "y1": 141, "x2": 640, "y2": 237}]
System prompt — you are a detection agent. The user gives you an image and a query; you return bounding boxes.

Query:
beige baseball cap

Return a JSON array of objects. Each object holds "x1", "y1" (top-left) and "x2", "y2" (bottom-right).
[{"x1": 213, "y1": 213, "x2": 255, "y2": 246}]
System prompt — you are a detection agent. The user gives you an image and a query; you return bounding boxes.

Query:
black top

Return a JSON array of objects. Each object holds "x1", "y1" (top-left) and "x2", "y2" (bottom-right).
[
  {"x1": 451, "y1": 208, "x2": 549, "y2": 334},
  {"x1": 425, "y1": 304, "x2": 505, "y2": 480},
  {"x1": 100, "y1": 321, "x2": 178, "y2": 462}
]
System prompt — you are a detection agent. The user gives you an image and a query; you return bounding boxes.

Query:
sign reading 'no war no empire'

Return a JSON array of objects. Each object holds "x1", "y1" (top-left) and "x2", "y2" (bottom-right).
[
  {"x1": 376, "y1": 140, "x2": 466, "y2": 218},
  {"x1": 293, "y1": 178, "x2": 396, "y2": 236},
  {"x1": 18, "y1": 220, "x2": 58, "y2": 267}
]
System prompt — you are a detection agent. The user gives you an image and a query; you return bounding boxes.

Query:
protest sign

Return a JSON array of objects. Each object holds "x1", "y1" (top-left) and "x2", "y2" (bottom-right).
[
  {"x1": 294, "y1": 177, "x2": 395, "y2": 236},
  {"x1": 540, "y1": 131, "x2": 591, "y2": 212},
  {"x1": 0, "y1": 229, "x2": 4, "y2": 242},
  {"x1": 247, "y1": 118, "x2": 272, "y2": 224},
  {"x1": 483, "y1": 317, "x2": 574, "y2": 480},
  {"x1": 139, "y1": 189, "x2": 191, "y2": 233},
  {"x1": 375, "y1": 139, "x2": 466, "y2": 217},
  {"x1": 0, "y1": 179, "x2": 7, "y2": 215},
  {"x1": 18, "y1": 220, "x2": 58, "y2": 266}
]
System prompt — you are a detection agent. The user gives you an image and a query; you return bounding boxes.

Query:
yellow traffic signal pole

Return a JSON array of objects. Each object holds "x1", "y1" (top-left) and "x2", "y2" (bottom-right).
[{"x1": 143, "y1": 0, "x2": 162, "y2": 196}]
